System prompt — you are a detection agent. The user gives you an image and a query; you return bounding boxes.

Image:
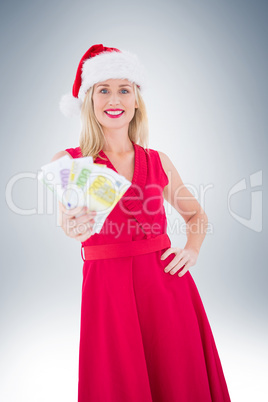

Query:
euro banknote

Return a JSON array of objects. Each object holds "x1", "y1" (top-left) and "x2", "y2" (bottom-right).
[{"x1": 38, "y1": 154, "x2": 131, "y2": 234}]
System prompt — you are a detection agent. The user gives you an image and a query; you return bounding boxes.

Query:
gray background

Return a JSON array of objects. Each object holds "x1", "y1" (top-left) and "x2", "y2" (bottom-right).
[{"x1": 1, "y1": 0, "x2": 267, "y2": 401}]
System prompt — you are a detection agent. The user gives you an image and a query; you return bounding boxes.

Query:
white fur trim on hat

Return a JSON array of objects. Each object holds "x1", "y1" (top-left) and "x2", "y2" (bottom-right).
[
  {"x1": 79, "y1": 49, "x2": 147, "y2": 102},
  {"x1": 59, "y1": 93, "x2": 83, "y2": 117}
]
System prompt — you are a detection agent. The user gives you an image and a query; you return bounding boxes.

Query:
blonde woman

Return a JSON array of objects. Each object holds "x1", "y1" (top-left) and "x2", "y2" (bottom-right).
[{"x1": 51, "y1": 44, "x2": 231, "y2": 402}]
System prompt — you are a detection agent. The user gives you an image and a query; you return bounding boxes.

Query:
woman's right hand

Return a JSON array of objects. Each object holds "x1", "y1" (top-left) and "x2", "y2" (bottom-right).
[{"x1": 58, "y1": 201, "x2": 97, "y2": 242}]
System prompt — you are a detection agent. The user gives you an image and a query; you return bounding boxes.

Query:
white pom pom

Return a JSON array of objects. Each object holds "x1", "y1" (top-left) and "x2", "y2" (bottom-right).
[{"x1": 59, "y1": 93, "x2": 82, "y2": 117}]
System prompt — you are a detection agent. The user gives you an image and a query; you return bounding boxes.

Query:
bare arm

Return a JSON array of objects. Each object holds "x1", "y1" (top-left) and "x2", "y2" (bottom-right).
[{"x1": 158, "y1": 151, "x2": 208, "y2": 254}]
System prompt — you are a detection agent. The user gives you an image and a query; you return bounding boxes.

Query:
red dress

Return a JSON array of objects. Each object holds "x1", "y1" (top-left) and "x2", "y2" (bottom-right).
[{"x1": 65, "y1": 141, "x2": 231, "y2": 402}]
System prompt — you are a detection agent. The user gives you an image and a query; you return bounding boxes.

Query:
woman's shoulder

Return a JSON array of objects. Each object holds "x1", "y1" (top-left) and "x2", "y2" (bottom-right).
[
  {"x1": 143, "y1": 146, "x2": 170, "y2": 165},
  {"x1": 50, "y1": 146, "x2": 83, "y2": 162},
  {"x1": 157, "y1": 150, "x2": 170, "y2": 166},
  {"x1": 143, "y1": 147, "x2": 169, "y2": 187},
  {"x1": 50, "y1": 150, "x2": 72, "y2": 162}
]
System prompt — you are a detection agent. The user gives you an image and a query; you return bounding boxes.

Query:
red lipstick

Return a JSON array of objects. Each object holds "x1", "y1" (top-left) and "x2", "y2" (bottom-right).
[{"x1": 104, "y1": 109, "x2": 125, "y2": 118}]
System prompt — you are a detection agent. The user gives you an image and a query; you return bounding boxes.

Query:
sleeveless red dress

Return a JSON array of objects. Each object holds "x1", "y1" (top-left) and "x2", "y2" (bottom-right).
[{"x1": 65, "y1": 141, "x2": 231, "y2": 402}]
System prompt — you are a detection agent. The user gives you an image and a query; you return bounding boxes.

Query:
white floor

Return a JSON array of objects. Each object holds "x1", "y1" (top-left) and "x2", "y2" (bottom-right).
[{"x1": 1, "y1": 315, "x2": 267, "y2": 402}]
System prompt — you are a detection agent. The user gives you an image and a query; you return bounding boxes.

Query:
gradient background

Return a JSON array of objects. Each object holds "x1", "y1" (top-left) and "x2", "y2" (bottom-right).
[{"x1": 1, "y1": 0, "x2": 267, "y2": 401}]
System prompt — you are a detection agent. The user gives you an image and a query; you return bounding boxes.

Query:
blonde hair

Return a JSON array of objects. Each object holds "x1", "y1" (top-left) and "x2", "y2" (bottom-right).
[{"x1": 79, "y1": 83, "x2": 149, "y2": 161}]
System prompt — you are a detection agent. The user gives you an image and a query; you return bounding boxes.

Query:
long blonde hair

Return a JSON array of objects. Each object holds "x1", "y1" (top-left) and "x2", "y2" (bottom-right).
[{"x1": 79, "y1": 83, "x2": 149, "y2": 161}]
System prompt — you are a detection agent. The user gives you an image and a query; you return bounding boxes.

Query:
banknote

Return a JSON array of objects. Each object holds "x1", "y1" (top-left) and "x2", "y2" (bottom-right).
[
  {"x1": 62, "y1": 156, "x2": 94, "y2": 208},
  {"x1": 38, "y1": 155, "x2": 73, "y2": 204},
  {"x1": 82, "y1": 166, "x2": 131, "y2": 233},
  {"x1": 38, "y1": 155, "x2": 131, "y2": 234}
]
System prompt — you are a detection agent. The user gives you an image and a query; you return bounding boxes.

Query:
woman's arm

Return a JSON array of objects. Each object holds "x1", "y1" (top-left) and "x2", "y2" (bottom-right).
[{"x1": 158, "y1": 151, "x2": 208, "y2": 255}]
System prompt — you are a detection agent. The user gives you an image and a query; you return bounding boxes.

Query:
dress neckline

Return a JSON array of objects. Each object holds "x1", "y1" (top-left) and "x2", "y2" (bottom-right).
[{"x1": 99, "y1": 140, "x2": 138, "y2": 185}]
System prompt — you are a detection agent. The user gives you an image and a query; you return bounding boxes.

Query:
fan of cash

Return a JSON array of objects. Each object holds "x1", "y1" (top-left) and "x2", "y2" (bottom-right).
[{"x1": 38, "y1": 154, "x2": 132, "y2": 235}]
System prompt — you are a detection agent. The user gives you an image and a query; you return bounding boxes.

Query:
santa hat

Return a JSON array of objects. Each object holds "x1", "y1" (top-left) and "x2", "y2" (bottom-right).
[{"x1": 59, "y1": 44, "x2": 147, "y2": 117}]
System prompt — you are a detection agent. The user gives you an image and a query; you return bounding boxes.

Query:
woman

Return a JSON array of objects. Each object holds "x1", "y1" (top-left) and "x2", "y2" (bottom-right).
[{"x1": 51, "y1": 44, "x2": 231, "y2": 401}]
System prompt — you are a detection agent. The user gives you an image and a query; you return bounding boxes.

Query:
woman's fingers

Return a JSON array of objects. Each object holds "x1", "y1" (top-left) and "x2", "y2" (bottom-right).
[
  {"x1": 164, "y1": 253, "x2": 187, "y2": 273},
  {"x1": 66, "y1": 211, "x2": 96, "y2": 228},
  {"x1": 178, "y1": 262, "x2": 190, "y2": 277},
  {"x1": 74, "y1": 224, "x2": 94, "y2": 242},
  {"x1": 169, "y1": 256, "x2": 189, "y2": 274},
  {"x1": 57, "y1": 199, "x2": 98, "y2": 242},
  {"x1": 74, "y1": 211, "x2": 97, "y2": 225},
  {"x1": 60, "y1": 212, "x2": 95, "y2": 237},
  {"x1": 59, "y1": 202, "x2": 96, "y2": 219},
  {"x1": 161, "y1": 247, "x2": 199, "y2": 277},
  {"x1": 161, "y1": 247, "x2": 182, "y2": 260},
  {"x1": 69, "y1": 218, "x2": 95, "y2": 238},
  {"x1": 66, "y1": 213, "x2": 95, "y2": 233}
]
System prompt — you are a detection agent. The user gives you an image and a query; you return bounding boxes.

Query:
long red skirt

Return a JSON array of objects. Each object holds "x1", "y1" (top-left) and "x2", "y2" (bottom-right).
[{"x1": 78, "y1": 249, "x2": 231, "y2": 401}]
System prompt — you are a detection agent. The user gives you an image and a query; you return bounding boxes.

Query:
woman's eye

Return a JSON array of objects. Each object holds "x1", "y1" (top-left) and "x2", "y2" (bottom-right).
[{"x1": 99, "y1": 89, "x2": 129, "y2": 94}]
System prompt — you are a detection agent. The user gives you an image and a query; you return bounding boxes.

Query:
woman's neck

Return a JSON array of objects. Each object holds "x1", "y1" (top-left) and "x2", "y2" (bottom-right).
[{"x1": 102, "y1": 133, "x2": 133, "y2": 154}]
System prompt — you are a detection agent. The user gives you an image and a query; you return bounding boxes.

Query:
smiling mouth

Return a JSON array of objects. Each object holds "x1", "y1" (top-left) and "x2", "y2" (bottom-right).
[{"x1": 104, "y1": 111, "x2": 124, "y2": 118}]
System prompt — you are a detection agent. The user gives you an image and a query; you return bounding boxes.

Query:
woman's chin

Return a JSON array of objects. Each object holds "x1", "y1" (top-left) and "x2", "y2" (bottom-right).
[{"x1": 100, "y1": 120, "x2": 131, "y2": 131}]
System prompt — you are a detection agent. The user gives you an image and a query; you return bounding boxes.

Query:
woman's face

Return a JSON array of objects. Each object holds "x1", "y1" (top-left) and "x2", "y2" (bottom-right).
[{"x1": 92, "y1": 79, "x2": 138, "y2": 132}]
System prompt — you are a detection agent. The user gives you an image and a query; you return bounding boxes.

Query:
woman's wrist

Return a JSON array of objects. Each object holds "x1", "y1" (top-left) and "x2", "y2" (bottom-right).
[{"x1": 184, "y1": 212, "x2": 208, "y2": 254}]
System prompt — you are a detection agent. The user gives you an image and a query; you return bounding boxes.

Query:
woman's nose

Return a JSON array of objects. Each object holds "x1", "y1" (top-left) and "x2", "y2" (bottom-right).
[{"x1": 108, "y1": 92, "x2": 120, "y2": 105}]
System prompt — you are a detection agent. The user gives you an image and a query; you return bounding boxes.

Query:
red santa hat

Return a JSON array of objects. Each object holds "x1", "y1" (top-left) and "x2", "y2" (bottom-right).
[{"x1": 59, "y1": 44, "x2": 147, "y2": 117}]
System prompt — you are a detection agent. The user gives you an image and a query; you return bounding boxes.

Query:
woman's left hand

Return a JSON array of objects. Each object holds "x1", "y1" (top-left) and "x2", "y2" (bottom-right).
[{"x1": 160, "y1": 247, "x2": 199, "y2": 277}]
